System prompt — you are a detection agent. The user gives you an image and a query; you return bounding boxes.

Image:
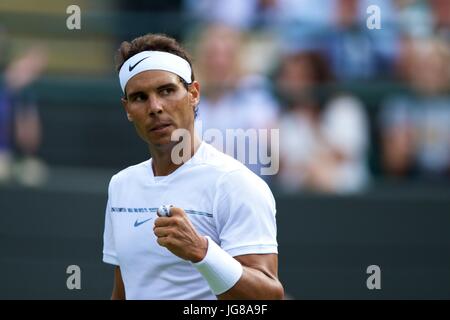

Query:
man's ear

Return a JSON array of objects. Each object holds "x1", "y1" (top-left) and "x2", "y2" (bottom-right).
[
  {"x1": 121, "y1": 97, "x2": 133, "y2": 122},
  {"x1": 188, "y1": 81, "x2": 200, "y2": 108}
]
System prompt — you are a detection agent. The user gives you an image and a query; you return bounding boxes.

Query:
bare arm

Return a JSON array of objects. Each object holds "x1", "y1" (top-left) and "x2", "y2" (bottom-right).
[
  {"x1": 218, "y1": 253, "x2": 284, "y2": 300},
  {"x1": 111, "y1": 266, "x2": 126, "y2": 300},
  {"x1": 154, "y1": 207, "x2": 284, "y2": 300}
]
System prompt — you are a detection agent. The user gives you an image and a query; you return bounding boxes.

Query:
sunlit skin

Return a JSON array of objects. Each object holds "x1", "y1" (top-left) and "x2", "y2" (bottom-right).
[{"x1": 121, "y1": 70, "x2": 201, "y2": 176}]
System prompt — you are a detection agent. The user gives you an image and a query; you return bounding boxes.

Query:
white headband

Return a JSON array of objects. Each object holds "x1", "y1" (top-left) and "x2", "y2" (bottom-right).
[{"x1": 119, "y1": 51, "x2": 192, "y2": 93}]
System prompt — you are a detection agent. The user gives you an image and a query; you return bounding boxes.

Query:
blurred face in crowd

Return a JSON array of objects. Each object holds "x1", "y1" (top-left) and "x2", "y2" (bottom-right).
[
  {"x1": 276, "y1": 52, "x2": 331, "y2": 110},
  {"x1": 407, "y1": 40, "x2": 450, "y2": 94},
  {"x1": 277, "y1": 54, "x2": 317, "y2": 96},
  {"x1": 196, "y1": 25, "x2": 241, "y2": 90},
  {"x1": 121, "y1": 70, "x2": 200, "y2": 149},
  {"x1": 336, "y1": 0, "x2": 359, "y2": 27}
]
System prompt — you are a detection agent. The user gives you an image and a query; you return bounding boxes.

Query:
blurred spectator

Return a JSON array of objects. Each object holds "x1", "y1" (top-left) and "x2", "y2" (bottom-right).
[
  {"x1": 379, "y1": 38, "x2": 450, "y2": 179},
  {"x1": 184, "y1": 0, "x2": 281, "y2": 30},
  {"x1": 430, "y1": 0, "x2": 450, "y2": 36},
  {"x1": 193, "y1": 24, "x2": 280, "y2": 180},
  {"x1": 0, "y1": 27, "x2": 10, "y2": 182},
  {"x1": 0, "y1": 85, "x2": 11, "y2": 182},
  {"x1": 395, "y1": 0, "x2": 450, "y2": 58},
  {"x1": 275, "y1": 50, "x2": 370, "y2": 193},
  {"x1": 395, "y1": 0, "x2": 435, "y2": 39},
  {"x1": 326, "y1": 0, "x2": 400, "y2": 80},
  {"x1": 185, "y1": 0, "x2": 400, "y2": 80},
  {"x1": 0, "y1": 43, "x2": 48, "y2": 186}
]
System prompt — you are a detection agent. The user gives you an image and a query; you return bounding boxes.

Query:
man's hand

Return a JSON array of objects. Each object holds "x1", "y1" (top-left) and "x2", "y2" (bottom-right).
[
  {"x1": 154, "y1": 206, "x2": 284, "y2": 299},
  {"x1": 153, "y1": 206, "x2": 208, "y2": 262}
]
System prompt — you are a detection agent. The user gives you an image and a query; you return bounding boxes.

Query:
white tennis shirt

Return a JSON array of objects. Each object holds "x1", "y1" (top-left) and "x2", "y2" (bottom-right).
[{"x1": 102, "y1": 141, "x2": 278, "y2": 299}]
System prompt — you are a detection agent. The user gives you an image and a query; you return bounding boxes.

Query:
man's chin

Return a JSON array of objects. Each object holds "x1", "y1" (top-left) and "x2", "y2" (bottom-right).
[
  {"x1": 146, "y1": 127, "x2": 190, "y2": 149},
  {"x1": 147, "y1": 129, "x2": 174, "y2": 145},
  {"x1": 148, "y1": 137, "x2": 176, "y2": 148}
]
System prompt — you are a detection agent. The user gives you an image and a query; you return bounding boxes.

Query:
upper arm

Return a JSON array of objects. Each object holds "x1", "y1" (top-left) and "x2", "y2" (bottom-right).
[
  {"x1": 111, "y1": 266, "x2": 126, "y2": 300},
  {"x1": 234, "y1": 253, "x2": 279, "y2": 280},
  {"x1": 217, "y1": 253, "x2": 284, "y2": 300}
]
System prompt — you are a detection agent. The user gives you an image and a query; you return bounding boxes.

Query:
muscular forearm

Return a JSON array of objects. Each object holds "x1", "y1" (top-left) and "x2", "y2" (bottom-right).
[
  {"x1": 218, "y1": 267, "x2": 284, "y2": 300},
  {"x1": 153, "y1": 208, "x2": 283, "y2": 300}
]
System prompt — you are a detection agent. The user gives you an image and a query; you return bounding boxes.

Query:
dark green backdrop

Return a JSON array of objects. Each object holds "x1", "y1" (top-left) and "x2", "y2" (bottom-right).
[{"x1": 1, "y1": 183, "x2": 449, "y2": 299}]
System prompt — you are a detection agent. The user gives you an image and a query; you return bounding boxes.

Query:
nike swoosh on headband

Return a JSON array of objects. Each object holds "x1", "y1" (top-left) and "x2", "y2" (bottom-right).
[
  {"x1": 129, "y1": 56, "x2": 151, "y2": 72},
  {"x1": 119, "y1": 51, "x2": 192, "y2": 92},
  {"x1": 134, "y1": 218, "x2": 153, "y2": 227}
]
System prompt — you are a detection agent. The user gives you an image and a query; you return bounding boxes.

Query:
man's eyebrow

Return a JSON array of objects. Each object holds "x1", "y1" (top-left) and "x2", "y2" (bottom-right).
[
  {"x1": 126, "y1": 82, "x2": 179, "y2": 99},
  {"x1": 156, "y1": 83, "x2": 178, "y2": 91},
  {"x1": 127, "y1": 90, "x2": 145, "y2": 100}
]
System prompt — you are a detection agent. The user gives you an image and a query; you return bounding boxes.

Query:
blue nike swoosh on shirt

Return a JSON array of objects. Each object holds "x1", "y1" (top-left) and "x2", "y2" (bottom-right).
[{"x1": 134, "y1": 218, "x2": 153, "y2": 227}]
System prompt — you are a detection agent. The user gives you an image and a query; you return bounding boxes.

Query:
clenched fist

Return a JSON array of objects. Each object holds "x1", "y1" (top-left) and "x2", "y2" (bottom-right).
[{"x1": 153, "y1": 206, "x2": 208, "y2": 262}]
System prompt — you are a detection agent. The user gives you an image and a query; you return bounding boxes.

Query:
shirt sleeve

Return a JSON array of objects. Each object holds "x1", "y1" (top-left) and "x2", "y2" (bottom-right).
[
  {"x1": 103, "y1": 177, "x2": 120, "y2": 266},
  {"x1": 213, "y1": 169, "x2": 278, "y2": 257}
]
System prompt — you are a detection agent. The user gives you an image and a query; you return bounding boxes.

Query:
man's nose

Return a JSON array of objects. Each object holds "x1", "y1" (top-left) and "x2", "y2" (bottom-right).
[{"x1": 147, "y1": 95, "x2": 163, "y2": 115}]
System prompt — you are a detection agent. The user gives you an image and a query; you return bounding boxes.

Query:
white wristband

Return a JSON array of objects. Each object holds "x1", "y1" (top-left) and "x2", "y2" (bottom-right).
[{"x1": 192, "y1": 236, "x2": 243, "y2": 295}]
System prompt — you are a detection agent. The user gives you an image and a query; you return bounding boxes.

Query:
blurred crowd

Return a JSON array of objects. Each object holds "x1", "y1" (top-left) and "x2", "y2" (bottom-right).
[
  {"x1": 0, "y1": 27, "x2": 48, "y2": 187},
  {"x1": 181, "y1": 0, "x2": 450, "y2": 193},
  {"x1": 1, "y1": 0, "x2": 449, "y2": 193}
]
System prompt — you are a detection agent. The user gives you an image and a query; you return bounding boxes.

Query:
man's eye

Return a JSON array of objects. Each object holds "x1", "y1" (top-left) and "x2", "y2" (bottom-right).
[
  {"x1": 134, "y1": 94, "x2": 146, "y2": 102},
  {"x1": 160, "y1": 88, "x2": 174, "y2": 96}
]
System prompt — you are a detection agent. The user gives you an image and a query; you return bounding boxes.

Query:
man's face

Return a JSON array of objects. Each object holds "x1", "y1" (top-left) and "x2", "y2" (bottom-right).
[{"x1": 122, "y1": 70, "x2": 200, "y2": 148}]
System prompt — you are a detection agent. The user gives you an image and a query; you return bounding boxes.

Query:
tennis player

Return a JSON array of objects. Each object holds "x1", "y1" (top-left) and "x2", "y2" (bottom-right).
[{"x1": 102, "y1": 33, "x2": 284, "y2": 300}]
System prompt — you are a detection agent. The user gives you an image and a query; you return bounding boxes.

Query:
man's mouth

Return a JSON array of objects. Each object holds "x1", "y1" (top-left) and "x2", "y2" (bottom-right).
[{"x1": 150, "y1": 123, "x2": 172, "y2": 132}]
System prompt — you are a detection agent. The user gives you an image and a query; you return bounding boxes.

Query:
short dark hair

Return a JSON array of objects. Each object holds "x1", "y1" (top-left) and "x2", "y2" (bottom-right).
[{"x1": 116, "y1": 33, "x2": 198, "y2": 118}]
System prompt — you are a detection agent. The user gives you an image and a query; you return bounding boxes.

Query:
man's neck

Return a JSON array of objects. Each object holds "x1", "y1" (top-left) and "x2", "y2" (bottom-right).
[{"x1": 150, "y1": 134, "x2": 201, "y2": 177}]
